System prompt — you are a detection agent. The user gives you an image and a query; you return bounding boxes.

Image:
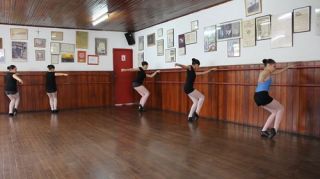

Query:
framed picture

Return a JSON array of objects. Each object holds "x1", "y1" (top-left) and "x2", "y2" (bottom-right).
[
  {"x1": 12, "y1": 41, "x2": 27, "y2": 61},
  {"x1": 88, "y1": 55, "x2": 99, "y2": 65},
  {"x1": 35, "y1": 50, "x2": 45, "y2": 61},
  {"x1": 51, "y1": 31, "x2": 63, "y2": 41},
  {"x1": 76, "y1": 31, "x2": 88, "y2": 49},
  {"x1": 0, "y1": 49, "x2": 5, "y2": 63},
  {"x1": 78, "y1": 51, "x2": 86, "y2": 63},
  {"x1": 61, "y1": 53, "x2": 75, "y2": 63},
  {"x1": 293, "y1": 6, "x2": 311, "y2": 33},
  {"x1": 178, "y1": 34, "x2": 186, "y2": 55},
  {"x1": 34, "y1": 38, "x2": 46, "y2": 48},
  {"x1": 167, "y1": 29, "x2": 174, "y2": 48},
  {"x1": 138, "y1": 52, "x2": 144, "y2": 66},
  {"x1": 95, "y1": 38, "x2": 107, "y2": 55},
  {"x1": 271, "y1": 12, "x2": 293, "y2": 49},
  {"x1": 217, "y1": 20, "x2": 242, "y2": 41},
  {"x1": 157, "y1": 39, "x2": 164, "y2": 56},
  {"x1": 0, "y1": 38, "x2": 3, "y2": 49},
  {"x1": 165, "y1": 48, "x2": 176, "y2": 63},
  {"x1": 204, "y1": 25, "x2": 217, "y2": 52},
  {"x1": 256, "y1": 15, "x2": 271, "y2": 40},
  {"x1": 227, "y1": 39, "x2": 240, "y2": 57},
  {"x1": 51, "y1": 54, "x2": 59, "y2": 64},
  {"x1": 242, "y1": 19, "x2": 256, "y2": 47},
  {"x1": 191, "y1": 20, "x2": 199, "y2": 31},
  {"x1": 60, "y1": 43, "x2": 75, "y2": 53},
  {"x1": 245, "y1": 0, "x2": 262, "y2": 17},
  {"x1": 147, "y1": 33, "x2": 155, "y2": 47},
  {"x1": 138, "y1": 36, "x2": 144, "y2": 51},
  {"x1": 157, "y1": 28, "x2": 163, "y2": 38},
  {"x1": 10, "y1": 28, "x2": 28, "y2": 40},
  {"x1": 316, "y1": 8, "x2": 320, "y2": 36},
  {"x1": 185, "y1": 31, "x2": 197, "y2": 45},
  {"x1": 50, "y1": 42, "x2": 60, "y2": 54}
]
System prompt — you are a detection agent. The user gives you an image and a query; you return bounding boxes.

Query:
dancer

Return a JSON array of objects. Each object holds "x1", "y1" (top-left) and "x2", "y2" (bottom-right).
[
  {"x1": 5, "y1": 65, "x2": 23, "y2": 116},
  {"x1": 46, "y1": 65, "x2": 68, "y2": 113},
  {"x1": 254, "y1": 59, "x2": 293, "y2": 138},
  {"x1": 175, "y1": 58, "x2": 217, "y2": 122},
  {"x1": 121, "y1": 61, "x2": 160, "y2": 111}
]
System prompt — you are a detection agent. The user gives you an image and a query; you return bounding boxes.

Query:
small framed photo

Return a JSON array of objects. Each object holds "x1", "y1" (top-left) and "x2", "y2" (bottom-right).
[
  {"x1": 147, "y1": 33, "x2": 156, "y2": 47},
  {"x1": 165, "y1": 48, "x2": 176, "y2": 63},
  {"x1": 293, "y1": 6, "x2": 311, "y2": 33},
  {"x1": 51, "y1": 54, "x2": 59, "y2": 64},
  {"x1": 167, "y1": 29, "x2": 174, "y2": 48},
  {"x1": 191, "y1": 20, "x2": 199, "y2": 31},
  {"x1": 217, "y1": 20, "x2": 242, "y2": 41},
  {"x1": 245, "y1": 0, "x2": 262, "y2": 17},
  {"x1": 185, "y1": 31, "x2": 197, "y2": 45},
  {"x1": 50, "y1": 42, "x2": 60, "y2": 54},
  {"x1": 256, "y1": 15, "x2": 271, "y2": 40},
  {"x1": 51, "y1": 31, "x2": 63, "y2": 41},
  {"x1": 138, "y1": 36, "x2": 144, "y2": 51},
  {"x1": 78, "y1": 51, "x2": 86, "y2": 63},
  {"x1": 0, "y1": 49, "x2": 5, "y2": 63},
  {"x1": 60, "y1": 43, "x2": 75, "y2": 53},
  {"x1": 0, "y1": 38, "x2": 3, "y2": 49},
  {"x1": 227, "y1": 39, "x2": 241, "y2": 57},
  {"x1": 95, "y1": 38, "x2": 107, "y2": 55},
  {"x1": 157, "y1": 39, "x2": 164, "y2": 56},
  {"x1": 157, "y1": 28, "x2": 163, "y2": 38},
  {"x1": 61, "y1": 53, "x2": 75, "y2": 63},
  {"x1": 10, "y1": 28, "x2": 28, "y2": 40},
  {"x1": 34, "y1": 38, "x2": 46, "y2": 48},
  {"x1": 138, "y1": 52, "x2": 144, "y2": 66},
  {"x1": 35, "y1": 50, "x2": 45, "y2": 61},
  {"x1": 12, "y1": 41, "x2": 27, "y2": 62},
  {"x1": 88, "y1": 55, "x2": 99, "y2": 65}
]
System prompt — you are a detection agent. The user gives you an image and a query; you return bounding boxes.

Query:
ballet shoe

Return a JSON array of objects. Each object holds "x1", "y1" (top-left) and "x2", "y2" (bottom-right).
[
  {"x1": 187, "y1": 117, "x2": 193, "y2": 122},
  {"x1": 8, "y1": 113, "x2": 14, "y2": 117},
  {"x1": 193, "y1": 112, "x2": 199, "y2": 121},
  {"x1": 138, "y1": 105, "x2": 145, "y2": 112},
  {"x1": 268, "y1": 128, "x2": 277, "y2": 139},
  {"x1": 13, "y1": 108, "x2": 18, "y2": 116},
  {"x1": 260, "y1": 131, "x2": 270, "y2": 137}
]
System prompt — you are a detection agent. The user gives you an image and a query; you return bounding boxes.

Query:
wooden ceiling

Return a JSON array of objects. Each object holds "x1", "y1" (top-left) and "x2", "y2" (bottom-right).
[{"x1": 0, "y1": 0, "x2": 230, "y2": 32}]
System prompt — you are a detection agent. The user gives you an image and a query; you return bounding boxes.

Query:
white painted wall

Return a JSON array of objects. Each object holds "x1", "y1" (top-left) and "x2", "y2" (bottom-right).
[
  {"x1": 0, "y1": 25, "x2": 131, "y2": 71},
  {"x1": 134, "y1": 0, "x2": 320, "y2": 69}
]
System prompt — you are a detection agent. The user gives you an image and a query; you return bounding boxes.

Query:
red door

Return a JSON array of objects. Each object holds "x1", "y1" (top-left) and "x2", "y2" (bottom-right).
[{"x1": 113, "y1": 49, "x2": 134, "y2": 105}]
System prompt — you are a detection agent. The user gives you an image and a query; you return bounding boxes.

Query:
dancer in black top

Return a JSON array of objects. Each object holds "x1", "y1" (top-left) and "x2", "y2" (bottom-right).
[
  {"x1": 175, "y1": 58, "x2": 217, "y2": 122},
  {"x1": 46, "y1": 65, "x2": 68, "y2": 113},
  {"x1": 4, "y1": 65, "x2": 23, "y2": 116},
  {"x1": 121, "y1": 61, "x2": 160, "y2": 111}
]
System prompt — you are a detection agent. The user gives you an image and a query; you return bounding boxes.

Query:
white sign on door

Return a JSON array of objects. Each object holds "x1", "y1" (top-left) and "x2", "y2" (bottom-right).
[{"x1": 121, "y1": 55, "x2": 126, "y2": 61}]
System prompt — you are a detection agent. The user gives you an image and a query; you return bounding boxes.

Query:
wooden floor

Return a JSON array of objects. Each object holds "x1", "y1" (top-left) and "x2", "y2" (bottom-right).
[{"x1": 0, "y1": 107, "x2": 320, "y2": 179}]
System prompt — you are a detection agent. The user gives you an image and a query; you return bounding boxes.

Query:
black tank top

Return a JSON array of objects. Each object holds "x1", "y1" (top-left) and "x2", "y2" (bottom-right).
[
  {"x1": 184, "y1": 66, "x2": 196, "y2": 94},
  {"x1": 46, "y1": 72, "x2": 57, "y2": 92},
  {"x1": 5, "y1": 73, "x2": 17, "y2": 92},
  {"x1": 133, "y1": 67, "x2": 146, "y2": 85}
]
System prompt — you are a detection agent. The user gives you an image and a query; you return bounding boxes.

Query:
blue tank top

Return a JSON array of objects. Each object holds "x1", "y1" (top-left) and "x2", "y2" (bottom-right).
[{"x1": 256, "y1": 78, "x2": 272, "y2": 92}]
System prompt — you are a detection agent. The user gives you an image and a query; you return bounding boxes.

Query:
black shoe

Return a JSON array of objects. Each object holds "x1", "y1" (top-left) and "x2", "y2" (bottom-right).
[
  {"x1": 188, "y1": 117, "x2": 193, "y2": 122},
  {"x1": 193, "y1": 112, "x2": 199, "y2": 121},
  {"x1": 138, "y1": 105, "x2": 144, "y2": 112},
  {"x1": 8, "y1": 113, "x2": 14, "y2": 117},
  {"x1": 54, "y1": 109, "x2": 59, "y2": 113},
  {"x1": 13, "y1": 108, "x2": 18, "y2": 116},
  {"x1": 260, "y1": 131, "x2": 270, "y2": 137},
  {"x1": 268, "y1": 128, "x2": 277, "y2": 139}
]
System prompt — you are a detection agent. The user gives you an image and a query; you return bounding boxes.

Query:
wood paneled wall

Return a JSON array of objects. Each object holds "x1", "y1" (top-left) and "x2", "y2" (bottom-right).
[
  {"x1": 0, "y1": 71, "x2": 113, "y2": 113},
  {"x1": 142, "y1": 61, "x2": 320, "y2": 137}
]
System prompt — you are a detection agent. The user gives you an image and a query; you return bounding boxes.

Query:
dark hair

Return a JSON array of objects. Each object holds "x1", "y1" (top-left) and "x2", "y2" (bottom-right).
[
  {"x1": 47, "y1": 65, "x2": 55, "y2": 70},
  {"x1": 262, "y1": 59, "x2": 276, "y2": 67},
  {"x1": 141, "y1": 61, "x2": 148, "y2": 66},
  {"x1": 192, "y1": 58, "x2": 200, "y2": 66},
  {"x1": 7, "y1": 65, "x2": 16, "y2": 70}
]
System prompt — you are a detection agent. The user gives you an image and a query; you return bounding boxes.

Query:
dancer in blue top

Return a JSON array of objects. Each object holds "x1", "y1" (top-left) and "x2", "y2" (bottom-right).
[{"x1": 254, "y1": 59, "x2": 294, "y2": 138}]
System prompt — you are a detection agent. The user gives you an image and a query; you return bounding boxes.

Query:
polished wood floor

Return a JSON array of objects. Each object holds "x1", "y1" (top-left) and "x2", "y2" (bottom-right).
[{"x1": 0, "y1": 107, "x2": 320, "y2": 179}]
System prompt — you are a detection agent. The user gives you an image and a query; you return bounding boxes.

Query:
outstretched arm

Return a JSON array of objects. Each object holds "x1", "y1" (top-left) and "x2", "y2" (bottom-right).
[
  {"x1": 175, "y1": 63, "x2": 190, "y2": 70},
  {"x1": 121, "y1": 68, "x2": 139, "y2": 72},
  {"x1": 12, "y1": 74, "x2": 23, "y2": 84},
  {"x1": 272, "y1": 65, "x2": 295, "y2": 75},
  {"x1": 196, "y1": 68, "x2": 218, "y2": 75},
  {"x1": 55, "y1": 73, "x2": 68, "y2": 77},
  {"x1": 146, "y1": 70, "x2": 160, "y2": 78}
]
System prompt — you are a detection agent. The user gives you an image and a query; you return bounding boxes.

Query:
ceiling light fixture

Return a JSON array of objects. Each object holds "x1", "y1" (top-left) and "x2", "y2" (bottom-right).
[{"x1": 92, "y1": 6, "x2": 109, "y2": 26}]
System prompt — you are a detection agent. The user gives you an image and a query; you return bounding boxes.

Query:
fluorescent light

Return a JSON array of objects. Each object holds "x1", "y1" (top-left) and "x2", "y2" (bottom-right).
[
  {"x1": 92, "y1": 6, "x2": 109, "y2": 21},
  {"x1": 92, "y1": 14, "x2": 109, "y2": 26}
]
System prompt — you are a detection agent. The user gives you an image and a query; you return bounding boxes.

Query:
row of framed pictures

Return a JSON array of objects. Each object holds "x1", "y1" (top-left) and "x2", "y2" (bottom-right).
[{"x1": 51, "y1": 53, "x2": 99, "y2": 65}]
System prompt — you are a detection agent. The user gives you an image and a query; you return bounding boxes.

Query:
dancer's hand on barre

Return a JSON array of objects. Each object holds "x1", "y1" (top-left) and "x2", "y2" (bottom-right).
[
  {"x1": 147, "y1": 70, "x2": 160, "y2": 78},
  {"x1": 209, "y1": 68, "x2": 218, "y2": 72},
  {"x1": 196, "y1": 68, "x2": 217, "y2": 75},
  {"x1": 121, "y1": 68, "x2": 138, "y2": 72},
  {"x1": 175, "y1": 63, "x2": 188, "y2": 69},
  {"x1": 272, "y1": 64, "x2": 295, "y2": 75}
]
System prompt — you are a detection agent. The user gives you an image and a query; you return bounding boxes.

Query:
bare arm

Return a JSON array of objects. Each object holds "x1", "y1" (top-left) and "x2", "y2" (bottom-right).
[
  {"x1": 272, "y1": 64, "x2": 295, "y2": 75},
  {"x1": 12, "y1": 74, "x2": 23, "y2": 84},
  {"x1": 55, "y1": 73, "x2": 68, "y2": 76},
  {"x1": 146, "y1": 70, "x2": 160, "y2": 78},
  {"x1": 175, "y1": 63, "x2": 191, "y2": 70},
  {"x1": 121, "y1": 68, "x2": 140, "y2": 72},
  {"x1": 196, "y1": 68, "x2": 218, "y2": 75}
]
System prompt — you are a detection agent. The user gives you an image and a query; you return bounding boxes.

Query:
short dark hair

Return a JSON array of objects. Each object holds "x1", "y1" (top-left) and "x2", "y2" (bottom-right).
[
  {"x1": 192, "y1": 58, "x2": 200, "y2": 66},
  {"x1": 47, "y1": 65, "x2": 55, "y2": 70},
  {"x1": 262, "y1": 59, "x2": 276, "y2": 67},
  {"x1": 142, "y1": 61, "x2": 148, "y2": 66},
  {"x1": 7, "y1": 65, "x2": 16, "y2": 70}
]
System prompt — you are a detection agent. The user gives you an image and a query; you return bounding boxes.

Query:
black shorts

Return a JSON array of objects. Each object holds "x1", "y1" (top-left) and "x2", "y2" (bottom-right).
[
  {"x1": 132, "y1": 82, "x2": 142, "y2": 88},
  {"x1": 254, "y1": 91, "x2": 273, "y2": 106}
]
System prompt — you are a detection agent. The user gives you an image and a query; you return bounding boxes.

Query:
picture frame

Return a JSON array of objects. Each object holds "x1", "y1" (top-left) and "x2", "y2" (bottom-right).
[
  {"x1": 12, "y1": 41, "x2": 27, "y2": 62},
  {"x1": 242, "y1": 19, "x2": 256, "y2": 47},
  {"x1": 178, "y1": 34, "x2": 186, "y2": 56},
  {"x1": 0, "y1": 38, "x2": 3, "y2": 49},
  {"x1": 60, "y1": 43, "x2": 75, "y2": 53},
  {"x1": 217, "y1": 20, "x2": 242, "y2": 41},
  {"x1": 227, "y1": 39, "x2": 241, "y2": 57},
  {"x1": 191, "y1": 20, "x2": 199, "y2": 31},
  {"x1": 157, "y1": 28, "x2": 163, "y2": 38},
  {"x1": 316, "y1": 8, "x2": 320, "y2": 36},
  {"x1": 185, "y1": 31, "x2": 197, "y2": 45},
  {"x1": 88, "y1": 55, "x2": 99, "y2": 65},
  {"x1": 35, "y1": 50, "x2": 45, "y2": 61},
  {"x1": 51, "y1": 31, "x2": 63, "y2": 41},
  {"x1": 157, "y1": 39, "x2": 164, "y2": 56},
  {"x1": 256, "y1": 15, "x2": 271, "y2": 40},
  {"x1": 0, "y1": 49, "x2": 5, "y2": 63},
  {"x1": 34, "y1": 38, "x2": 46, "y2": 48},
  {"x1": 138, "y1": 52, "x2": 144, "y2": 66},
  {"x1": 61, "y1": 53, "x2": 75, "y2": 63},
  {"x1": 10, "y1": 28, "x2": 28, "y2": 40},
  {"x1": 95, "y1": 38, "x2": 107, "y2": 55},
  {"x1": 165, "y1": 48, "x2": 176, "y2": 63},
  {"x1": 167, "y1": 29, "x2": 174, "y2": 48},
  {"x1": 293, "y1": 6, "x2": 311, "y2": 33},
  {"x1": 76, "y1": 31, "x2": 89, "y2": 49},
  {"x1": 138, "y1": 36, "x2": 144, "y2": 51},
  {"x1": 271, "y1": 12, "x2": 293, "y2": 49},
  {"x1": 204, "y1": 25, "x2": 217, "y2": 52},
  {"x1": 147, "y1": 33, "x2": 156, "y2": 47},
  {"x1": 51, "y1": 54, "x2": 59, "y2": 64},
  {"x1": 77, "y1": 51, "x2": 86, "y2": 63},
  {"x1": 50, "y1": 42, "x2": 60, "y2": 55},
  {"x1": 244, "y1": 0, "x2": 262, "y2": 17}
]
